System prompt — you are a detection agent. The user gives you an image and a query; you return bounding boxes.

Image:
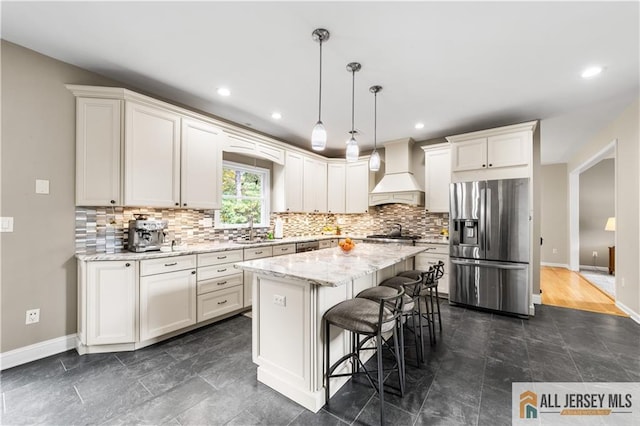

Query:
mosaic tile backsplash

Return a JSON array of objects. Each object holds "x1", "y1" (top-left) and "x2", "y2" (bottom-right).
[{"x1": 75, "y1": 205, "x2": 448, "y2": 254}]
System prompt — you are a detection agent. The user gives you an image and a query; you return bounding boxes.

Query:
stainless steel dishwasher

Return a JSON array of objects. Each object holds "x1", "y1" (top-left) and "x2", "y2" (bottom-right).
[{"x1": 296, "y1": 241, "x2": 320, "y2": 253}]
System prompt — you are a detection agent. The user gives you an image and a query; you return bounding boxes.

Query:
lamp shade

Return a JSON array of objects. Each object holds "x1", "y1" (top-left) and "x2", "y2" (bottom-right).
[
  {"x1": 604, "y1": 217, "x2": 615, "y2": 231},
  {"x1": 369, "y1": 150, "x2": 381, "y2": 171},
  {"x1": 346, "y1": 137, "x2": 359, "y2": 162},
  {"x1": 311, "y1": 121, "x2": 327, "y2": 151}
]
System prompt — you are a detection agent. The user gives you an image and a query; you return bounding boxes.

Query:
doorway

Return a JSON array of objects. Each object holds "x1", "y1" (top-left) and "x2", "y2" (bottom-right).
[{"x1": 568, "y1": 140, "x2": 617, "y2": 301}]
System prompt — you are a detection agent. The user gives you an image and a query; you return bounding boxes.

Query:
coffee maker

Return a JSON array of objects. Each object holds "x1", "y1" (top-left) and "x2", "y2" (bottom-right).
[{"x1": 127, "y1": 215, "x2": 168, "y2": 252}]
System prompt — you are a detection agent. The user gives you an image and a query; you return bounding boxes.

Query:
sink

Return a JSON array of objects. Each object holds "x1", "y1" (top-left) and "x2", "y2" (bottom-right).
[{"x1": 235, "y1": 240, "x2": 273, "y2": 245}]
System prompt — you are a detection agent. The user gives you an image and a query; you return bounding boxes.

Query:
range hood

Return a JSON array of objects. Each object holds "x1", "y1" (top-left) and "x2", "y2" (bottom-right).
[{"x1": 369, "y1": 138, "x2": 425, "y2": 206}]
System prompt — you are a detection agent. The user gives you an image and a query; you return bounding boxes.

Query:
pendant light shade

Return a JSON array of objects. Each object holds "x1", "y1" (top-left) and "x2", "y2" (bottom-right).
[
  {"x1": 345, "y1": 62, "x2": 361, "y2": 162},
  {"x1": 368, "y1": 85, "x2": 382, "y2": 171},
  {"x1": 311, "y1": 29, "x2": 329, "y2": 151}
]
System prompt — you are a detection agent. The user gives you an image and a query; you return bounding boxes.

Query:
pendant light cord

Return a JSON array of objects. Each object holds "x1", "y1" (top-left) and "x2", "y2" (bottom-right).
[
  {"x1": 318, "y1": 40, "x2": 323, "y2": 122},
  {"x1": 373, "y1": 91, "x2": 377, "y2": 149},
  {"x1": 351, "y1": 69, "x2": 355, "y2": 134}
]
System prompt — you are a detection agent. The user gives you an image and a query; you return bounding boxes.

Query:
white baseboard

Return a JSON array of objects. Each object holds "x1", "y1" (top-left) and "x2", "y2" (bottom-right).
[
  {"x1": 615, "y1": 301, "x2": 640, "y2": 325},
  {"x1": 532, "y1": 293, "x2": 542, "y2": 305},
  {"x1": 579, "y1": 264, "x2": 608, "y2": 273},
  {"x1": 541, "y1": 262, "x2": 569, "y2": 268},
  {"x1": 0, "y1": 334, "x2": 76, "y2": 371}
]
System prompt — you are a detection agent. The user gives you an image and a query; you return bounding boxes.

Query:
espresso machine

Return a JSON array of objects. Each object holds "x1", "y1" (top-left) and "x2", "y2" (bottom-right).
[{"x1": 127, "y1": 215, "x2": 168, "y2": 252}]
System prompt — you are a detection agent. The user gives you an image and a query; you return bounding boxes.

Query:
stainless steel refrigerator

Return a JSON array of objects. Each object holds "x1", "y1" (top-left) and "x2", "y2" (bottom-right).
[{"x1": 449, "y1": 178, "x2": 530, "y2": 317}]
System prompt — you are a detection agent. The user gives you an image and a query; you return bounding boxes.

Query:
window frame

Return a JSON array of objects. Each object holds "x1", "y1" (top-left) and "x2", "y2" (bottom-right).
[{"x1": 215, "y1": 160, "x2": 270, "y2": 229}]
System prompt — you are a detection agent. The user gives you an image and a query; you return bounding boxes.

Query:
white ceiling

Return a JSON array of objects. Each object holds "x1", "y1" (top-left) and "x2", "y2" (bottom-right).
[{"x1": 2, "y1": 1, "x2": 638, "y2": 164}]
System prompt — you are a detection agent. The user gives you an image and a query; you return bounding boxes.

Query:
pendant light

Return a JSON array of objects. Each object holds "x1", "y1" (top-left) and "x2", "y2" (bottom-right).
[
  {"x1": 345, "y1": 62, "x2": 361, "y2": 162},
  {"x1": 369, "y1": 85, "x2": 382, "y2": 171},
  {"x1": 311, "y1": 28, "x2": 329, "y2": 151}
]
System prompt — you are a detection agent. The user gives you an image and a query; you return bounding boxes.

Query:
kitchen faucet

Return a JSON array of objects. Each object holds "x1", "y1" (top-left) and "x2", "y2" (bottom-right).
[
  {"x1": 248, "y1": 216, "x2": 255, "y2": 241},
  {"x1": 390, "y1": 223, "x2": 402, "y2": 236}
]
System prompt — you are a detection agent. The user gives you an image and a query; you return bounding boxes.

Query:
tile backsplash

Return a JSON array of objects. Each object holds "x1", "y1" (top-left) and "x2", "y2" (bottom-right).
[{"x1": 75, "y1": 205, "x2": 448, "y2": 254}]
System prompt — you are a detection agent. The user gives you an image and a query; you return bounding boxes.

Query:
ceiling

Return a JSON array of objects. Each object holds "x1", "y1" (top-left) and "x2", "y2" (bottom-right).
[{"x1": 2, "y1": 1, "x2": 638, "y2": 164}]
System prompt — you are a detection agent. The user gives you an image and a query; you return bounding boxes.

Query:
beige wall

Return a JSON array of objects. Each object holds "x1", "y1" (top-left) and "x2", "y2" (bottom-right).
[
  {"x1": 0, "y1": 41, "x2": 121, "y2": 352},
  {"x1": 579, "y1": 159, "x2": 615, "y2": 268},
  {"x1": 540, "y1": 164, "x2": 569, "y2": 265},
  {"x1": 568, "y1": 98, "x2": 639, "y2": 315}
]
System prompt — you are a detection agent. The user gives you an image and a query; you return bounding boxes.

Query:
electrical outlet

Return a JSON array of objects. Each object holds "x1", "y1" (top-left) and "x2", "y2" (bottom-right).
[
  {"x1": 26, "y1": 308, "x2": 40, "y2": 325},
  {"x1": 592, "y1": 251, "x2": 598, "y2": 257},
  {"x1": 273, "y1": 294, "x2": 286, "y2": 307}
]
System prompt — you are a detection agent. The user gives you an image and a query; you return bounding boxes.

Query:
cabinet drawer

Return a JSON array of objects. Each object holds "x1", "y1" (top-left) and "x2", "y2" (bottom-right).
[
  {"x1": 140, "y1": 255, "x2": 196, "y2": 276},
  {"x1": 198, "y1": 250, "x2": 243, "y2": 267},
  {"x1": 415, "y1": 253, "x2": 449, "y2": 270},
  {"x1": 272, "y1": 244, "x2": 296, "y2": 257},
  {"x1": 319, "y1": 240, "x2": 336, "y2": 249},
  {"x1": 198, "y1": 263, "x2": 239, "y2": 281},
  {"x1": 198, "y1": 272, "x2": 243, "y2": 295},
  {"x1": 197, "y1": 285, "x2": 243, "y2": 322},
  {"x1": 419, "y1": 244, "x2": 449, "y2": 255},
  {"x1": 244, "y1": 246, "x2": 273, "y2": 260}
]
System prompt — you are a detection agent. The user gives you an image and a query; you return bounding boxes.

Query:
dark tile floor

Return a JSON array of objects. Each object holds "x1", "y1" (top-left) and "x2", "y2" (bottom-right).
[{"x1": 1, "y1": 303, "x2": 638, "y2": 425}]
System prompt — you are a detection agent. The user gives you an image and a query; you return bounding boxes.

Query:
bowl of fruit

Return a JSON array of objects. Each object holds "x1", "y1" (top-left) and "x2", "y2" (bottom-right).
[{"x1": 338, "y1": 238, "x2": 356, "y2": 255}]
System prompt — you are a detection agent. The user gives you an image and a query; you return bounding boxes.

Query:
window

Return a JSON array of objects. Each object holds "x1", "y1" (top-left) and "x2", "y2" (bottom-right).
[{"x1": 215, "y1": 161, "x2": 270, "y2": 228}]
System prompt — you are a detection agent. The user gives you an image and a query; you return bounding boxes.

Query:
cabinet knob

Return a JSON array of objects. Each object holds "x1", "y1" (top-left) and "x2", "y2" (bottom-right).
[
  {"x1": 482, "y1": 164, "x2": 486, "y2": 168},
  {"x1": 191, "y1": 270, "x2": 196, "y2": 275},
  {"x1": 183, "y1": 203, "x2": 187, "y2": 207},
  {"x1": 488, "y1": 163, "x2": 493, "y2": 167},
  {"x1": 125, "y1": 263, "x2": 131, "y2": 267},
  {"x1": 110, "y1": 200, "x2": 116, "y2": 204},
  {"x1": 175, "y1": 202, "x2": 179, "y2": 206}
]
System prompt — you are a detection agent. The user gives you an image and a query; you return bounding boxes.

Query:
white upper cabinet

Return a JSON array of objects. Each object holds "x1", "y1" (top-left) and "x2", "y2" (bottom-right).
[
  {"x1": 345, "y1": 159, "x2": 372, "y2": 213},
  {"x1": 181, "y1": 118, "x2": 223, "y2": 209},
  {"x1": 283, "y1": 151, "x2": 304, "y2": 212},
  {"x1": 124, "y1": 101, "x2": 181, "y2": 207},
  {"x1": 422, "y1": 143, "x2": 451, "y2": 213},
  {"x1": 327, "y1": 162, "x2": 346, "y2": 213},
  {"x1": 447, "y1": 121, "x2": 537, "y2": 182},
  {"x1": 303, "y1": 157, "x2": 328, "y2": 213},
  {"x1": 75, "y1": 98, "x2": 122, "y2": 206}
]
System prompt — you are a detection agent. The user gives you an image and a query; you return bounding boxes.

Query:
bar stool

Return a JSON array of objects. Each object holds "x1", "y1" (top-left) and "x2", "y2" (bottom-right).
[
  {"x1": 355, "y1": 276, "x2": 420, "y2": 385},
  {"x1": 324, "y1": 287, "x2": 405, "y2": 425},
  {"x1": 398, "y1": 267, "x2": 439, "y2": 344}
]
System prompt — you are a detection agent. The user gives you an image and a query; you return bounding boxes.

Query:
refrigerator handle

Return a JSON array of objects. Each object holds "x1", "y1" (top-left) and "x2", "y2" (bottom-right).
[
  {"x1": 485, "y1": 187, "x2": 492, "y2": 252},
  {"x1": 479, "y1": 187, "x2": 486, "y2": 253}
]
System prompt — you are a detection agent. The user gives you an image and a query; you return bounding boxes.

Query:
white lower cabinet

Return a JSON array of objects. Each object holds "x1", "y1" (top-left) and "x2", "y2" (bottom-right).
[
  {"x1": 319, "y1": 239, "x2": 338, "y2": 249},
  {"x1": 415, "y1": 244, "x2": 450, "y2": 296},
  {"x1": 140, "y1": 256, "x2": 197, "y2": 341},
  {"x1": 84, "y1": 261, "x2": 137, "y2": 345},
  {"x1": 196, "y1": 249, "x2": 244, "y2": 322},
  {"x1": 243, "y1": 246, "x2": 273, "y2": 307}
]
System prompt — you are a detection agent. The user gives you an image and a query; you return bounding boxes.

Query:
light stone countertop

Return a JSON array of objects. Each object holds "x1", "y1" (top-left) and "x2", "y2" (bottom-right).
[
  {"x1": 415, "y1": 238, "x2": 449, "y2": 246},
  {"x1": 234, "y1": 243, "x2": 427, "y2": 287},
  {"x1": 75, "y1": 234, "x2": 365, "y2": 261}
]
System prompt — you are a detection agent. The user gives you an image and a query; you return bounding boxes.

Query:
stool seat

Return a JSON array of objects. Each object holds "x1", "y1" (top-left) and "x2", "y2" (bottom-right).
[
  {"x1": 357, "y1": 286, "x2": 415, "y2": 312},
  {"x1": 324, "y1": 298, "x2": 396, "y2": 334}
]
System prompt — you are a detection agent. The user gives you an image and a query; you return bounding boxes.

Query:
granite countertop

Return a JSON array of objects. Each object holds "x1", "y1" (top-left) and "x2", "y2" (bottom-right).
[
  {"x1": 75, "y1": 234, "x2": 366, "y2": 261},
  {"x1": 234, "y1": 243, "x2": 427, "y2": 287},
  {"x1": 415, "y1": 238, "x2": 449, "y2": 246}
]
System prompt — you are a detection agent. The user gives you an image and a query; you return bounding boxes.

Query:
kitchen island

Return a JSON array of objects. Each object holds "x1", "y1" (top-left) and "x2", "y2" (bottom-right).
[{"x1": 234, "y1": 243, "x2": 426, "y2": 412}]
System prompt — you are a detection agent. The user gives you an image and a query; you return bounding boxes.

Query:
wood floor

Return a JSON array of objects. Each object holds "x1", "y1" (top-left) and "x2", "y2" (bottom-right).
[{"x1": 541, "y1": 266, "x2": 628, "y2": 317}]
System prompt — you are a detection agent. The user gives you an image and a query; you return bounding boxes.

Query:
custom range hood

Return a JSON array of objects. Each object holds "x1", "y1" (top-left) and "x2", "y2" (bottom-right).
[{"x1": 369, "y1": 138, "x2": 425, "y2": 206}]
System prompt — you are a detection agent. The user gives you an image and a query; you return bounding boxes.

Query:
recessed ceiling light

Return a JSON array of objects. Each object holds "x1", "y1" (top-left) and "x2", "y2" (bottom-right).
[
  {"x1": 415, "y1": 123, "x2": 425, "y2": 129},
  {"x1": 271, "y1": 112, "x2": 282, "y2": 120},
  {"x1": 217, "y1": 87, "x2": 231, "y2": 97},
  {"x1": 581, "y1": 66, "x2": 603, "y2": 79}
]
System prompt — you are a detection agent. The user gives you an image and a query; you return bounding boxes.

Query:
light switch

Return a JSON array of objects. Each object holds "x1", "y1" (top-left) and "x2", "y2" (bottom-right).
[
  {"x1": 35, "y1": 179, "x2": 50, "y2": 194},
  {"x1": 1, "y1": 217, "x2": 14, "y2": 232}
]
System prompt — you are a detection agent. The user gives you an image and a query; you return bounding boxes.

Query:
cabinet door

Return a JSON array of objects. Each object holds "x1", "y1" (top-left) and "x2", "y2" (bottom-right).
[
  {"x1": 487, "y1": 131, "x2": 530, "y2": 169},
  {"x1": 303, "y1": 157, "x2": 327, "y2": 213},
  {"x1": 181, "y1": 118, "x2": 223, "y2": 209},
  {"x1": 327, "y1": 163, "x2": 346, "y2": 213},
  {"x1": 424, "y1": 146, "x2": 451, "y2": 212},
  {"x1": 86, "y1": 261, "x2": 137, "y2": 345},
  {"x1": 345, "y1": 160, "x2": 371, "y2": 213},
  {"x1": 451, "y1": 138, "x2": 487, "y2": 172},
  {"x1": 284, "y1": 151, "x2": 304, "y2": 212},
  {"x1": 76, "y1": 98, "x2": 122, "y2": 206},
  {"x1": 124, "y1": 101, "x2": 181, "y2": 207},
  {"x1": 140, "y1": 269, "x2": 196, "y2": 340}
]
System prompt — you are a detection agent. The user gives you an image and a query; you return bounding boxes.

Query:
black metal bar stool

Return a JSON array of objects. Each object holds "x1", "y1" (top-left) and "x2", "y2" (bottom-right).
[
  {"x1": 324, "y1": 287, "x2": 405, "y2": 425},
  {"x1": 398, "y1": 266, "x2": 439, "y2": 345},
  {"x1": 355, "y1": 276, "x2": 420, "y2": 388}
]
